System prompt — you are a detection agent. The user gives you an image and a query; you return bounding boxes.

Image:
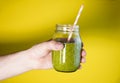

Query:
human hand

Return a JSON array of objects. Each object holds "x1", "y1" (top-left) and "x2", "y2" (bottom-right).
[
  {"x1": 26, "y1": 40, "x2": 86, "y2": 70},
  {"x1": 0, "y1": 40, "x2": 86, "y2": 80}
]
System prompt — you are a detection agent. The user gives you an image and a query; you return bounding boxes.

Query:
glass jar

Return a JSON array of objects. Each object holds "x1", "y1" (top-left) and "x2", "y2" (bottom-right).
[{"x1": 52, "y1": 24, "x2": 82, "y2": 72}]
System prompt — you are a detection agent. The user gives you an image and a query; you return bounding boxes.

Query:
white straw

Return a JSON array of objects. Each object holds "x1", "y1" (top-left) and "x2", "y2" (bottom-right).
[{"x1": 67, "y1": 5, "x2": 84, "y2": 42}]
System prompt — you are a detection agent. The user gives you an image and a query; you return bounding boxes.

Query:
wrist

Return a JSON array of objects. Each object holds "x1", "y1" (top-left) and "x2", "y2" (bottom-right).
[
  {"x1": 24, "y1": 49, "x2": 42, "y2": 70},
  {"x1": 9, "y1": 50, "x2": 34, "y2": 72}
]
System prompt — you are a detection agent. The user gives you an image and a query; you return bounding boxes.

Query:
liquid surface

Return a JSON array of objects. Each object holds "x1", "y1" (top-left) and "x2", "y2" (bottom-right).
[{"x1": 52, "y1": 38, "x2": 81, "y2": 72}]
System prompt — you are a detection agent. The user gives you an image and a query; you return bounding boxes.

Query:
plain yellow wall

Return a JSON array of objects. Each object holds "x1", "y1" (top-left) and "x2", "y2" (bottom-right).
[{"x1": 0, "y1": 0, "x2": 120, "y2": 83}]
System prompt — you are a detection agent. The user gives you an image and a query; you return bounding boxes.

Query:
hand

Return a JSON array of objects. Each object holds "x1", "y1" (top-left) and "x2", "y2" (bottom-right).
[
  {"x1": 26, "y1": 40, "x2": 86, "y2": 70},
  {"x1": 0, "y1": 40, "x2": 86, "y2": 80}
]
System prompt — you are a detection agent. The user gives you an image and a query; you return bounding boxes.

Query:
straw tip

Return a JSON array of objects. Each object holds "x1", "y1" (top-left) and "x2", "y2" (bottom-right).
[
  {"x1": 81, "y1": 4, "x2": 84, "y2": 6},
  {"x1": 80, "y1": 4, "x2": 84, "y2": 9}
]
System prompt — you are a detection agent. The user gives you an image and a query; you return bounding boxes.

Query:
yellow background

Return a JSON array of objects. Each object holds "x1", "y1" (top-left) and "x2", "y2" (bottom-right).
[{"x1": 0, "y1": 0, "x2": 120, "y2": 83}]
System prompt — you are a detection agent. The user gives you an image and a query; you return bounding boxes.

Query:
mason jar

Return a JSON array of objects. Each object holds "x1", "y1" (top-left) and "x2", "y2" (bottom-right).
[{"x1": 52, "y1": 24, "x2": 82, "y2": 72}]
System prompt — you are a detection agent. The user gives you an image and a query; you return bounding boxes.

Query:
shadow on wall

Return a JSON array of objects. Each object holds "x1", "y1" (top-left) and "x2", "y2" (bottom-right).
[{"x1": 0, "y1": 42, "x2": 35, "y2": 56}]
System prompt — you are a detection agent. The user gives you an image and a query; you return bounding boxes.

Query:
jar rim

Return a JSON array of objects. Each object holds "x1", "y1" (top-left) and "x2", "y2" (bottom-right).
[
  {"x1": 56, "y1": 24, "x2": 79, "y2": 28},
  {"x1": 56, "y1": 24, "x2": 79, "y2": 32}
]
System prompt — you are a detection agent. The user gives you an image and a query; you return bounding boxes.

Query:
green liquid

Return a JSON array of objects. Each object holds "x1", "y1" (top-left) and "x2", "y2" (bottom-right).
[{"x1": 52, "y1": 38, "x2": 81, "y2": 72}]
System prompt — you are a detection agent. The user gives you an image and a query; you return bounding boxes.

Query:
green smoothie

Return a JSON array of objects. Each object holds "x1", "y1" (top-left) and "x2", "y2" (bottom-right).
[{"x1": 52, "y1": 38, "x2": 81, "y2": 72}]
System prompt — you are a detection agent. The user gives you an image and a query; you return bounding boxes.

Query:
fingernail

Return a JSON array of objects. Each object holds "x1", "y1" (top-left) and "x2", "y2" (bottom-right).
[
  {"x1": 81, "y1": 58, "x2": 86, "y2": 63},
  {"x1": 82, "y1": 50, "x2": 86, "y2": 56}
]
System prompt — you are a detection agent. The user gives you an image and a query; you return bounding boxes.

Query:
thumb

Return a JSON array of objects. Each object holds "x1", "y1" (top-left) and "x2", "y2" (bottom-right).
[
  {"x1": 27, "y1": 40, "x2": 64, "y2": 57},
  {"x1": 45, "y1": 40, "x2": 64, "y2": 51}
]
